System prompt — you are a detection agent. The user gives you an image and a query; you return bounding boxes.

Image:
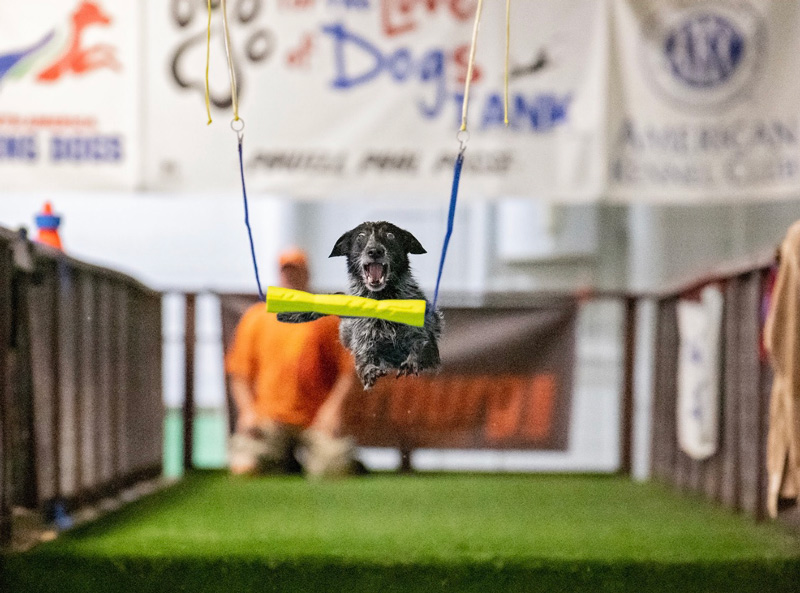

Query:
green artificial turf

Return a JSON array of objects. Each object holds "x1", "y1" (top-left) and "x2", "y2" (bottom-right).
[{"x1": 3, "y1": 472, "x2": 799, "y2": 592}]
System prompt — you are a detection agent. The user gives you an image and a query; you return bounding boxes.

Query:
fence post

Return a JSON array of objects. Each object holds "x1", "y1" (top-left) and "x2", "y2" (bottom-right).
[
  {"x1": 183, "y1": 293, "x2": 196, "y2": 471},
  {"x1": 0, "y1": 241, "x2": 12, "y2": 547},
  {"x1": 619, "y1": 296, "x2": 637, "y2": 476},
  {"x1": 399, "y1": 447, "x2": 413, "y2": 473}
]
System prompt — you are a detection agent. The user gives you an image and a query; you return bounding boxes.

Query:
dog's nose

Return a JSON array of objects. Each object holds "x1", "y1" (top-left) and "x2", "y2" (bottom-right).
[{"x1": 367, "y1": 245, "x2": 385, "y2": 259}]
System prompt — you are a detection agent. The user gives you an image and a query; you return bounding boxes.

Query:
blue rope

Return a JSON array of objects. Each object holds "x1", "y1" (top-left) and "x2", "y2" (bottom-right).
[
  {"x1": 238, "y1": 136, "x2": 266, "y2": 302},
  {"x1": 432, "y1": 150, "x2": 464, "y2": 310}
]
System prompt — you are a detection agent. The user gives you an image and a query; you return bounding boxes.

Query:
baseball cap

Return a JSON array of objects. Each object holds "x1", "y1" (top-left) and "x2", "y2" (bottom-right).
[{"x1": 278, "y1": 247, "x2": 308, "y2": 269}]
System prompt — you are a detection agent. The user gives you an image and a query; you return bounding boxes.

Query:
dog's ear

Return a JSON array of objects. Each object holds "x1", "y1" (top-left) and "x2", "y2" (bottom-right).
[
  {"x1": 329, "y1": 229, "x2": 354, "y2": 257},
  {"x1": 397, "y1": 228, "x2": 426, "y2": 255}
]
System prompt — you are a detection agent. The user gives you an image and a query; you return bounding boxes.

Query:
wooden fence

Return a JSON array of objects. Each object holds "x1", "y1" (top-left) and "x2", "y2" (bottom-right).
[
  {"x1": 0, "y1": 223, "x2": 786, "y2": 549},
  {"x1": 648, "y1": 267, "x2": 773, "y2": 521},
  {"x1": 0, "y1": 228, "x2": 163, "y2": 548}
]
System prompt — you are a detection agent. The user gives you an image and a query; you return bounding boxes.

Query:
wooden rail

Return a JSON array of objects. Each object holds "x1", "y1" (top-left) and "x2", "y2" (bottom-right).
[
  {"x1": 0, "y1": 228, "x2": 163, "y2": 548},
  {"x1": 649, "y1": 269, "x2": 772, "y2": 520}
]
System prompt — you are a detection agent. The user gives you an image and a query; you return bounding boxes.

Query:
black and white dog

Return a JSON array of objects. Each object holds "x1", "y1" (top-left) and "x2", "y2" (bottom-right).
[{"x1": 278, "y1": 221, "x2": 443, "y2": 389}]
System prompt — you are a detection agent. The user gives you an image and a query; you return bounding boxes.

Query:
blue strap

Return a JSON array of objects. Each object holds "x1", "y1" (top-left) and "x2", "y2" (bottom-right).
[
  {"x1": 238, "y1": 136, "x2": 266, "y2": 302},
  {"x1": 432, "y1": 150, "x2": 464, "y2": 310}
]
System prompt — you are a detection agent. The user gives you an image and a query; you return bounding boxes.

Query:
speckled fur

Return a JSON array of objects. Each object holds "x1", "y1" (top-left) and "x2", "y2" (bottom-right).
[{"x1": 278, "y1": 221, "x2": 442, "y2": 389}]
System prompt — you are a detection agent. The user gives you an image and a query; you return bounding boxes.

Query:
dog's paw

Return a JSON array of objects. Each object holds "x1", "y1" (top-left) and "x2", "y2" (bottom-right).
[
  {"x1": 360, "y1": 365, "x2": 387, "y2": 390},
  {"x1": 397, "y1": 356, "x2": 421, "y2": 378}
]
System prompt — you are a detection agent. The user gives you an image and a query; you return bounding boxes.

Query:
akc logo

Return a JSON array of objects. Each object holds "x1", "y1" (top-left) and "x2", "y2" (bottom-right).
[
  {"x1": 640, "y1": 1, "x2": 765, "y2": 109},
  {"x1": 0, "y1": 0, "x2": 120, "y2": 87}
]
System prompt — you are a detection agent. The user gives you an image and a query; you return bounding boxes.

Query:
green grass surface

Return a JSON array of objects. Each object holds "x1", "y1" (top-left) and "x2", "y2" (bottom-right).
[{"x1": 3, "y1": 472, "x2": 800, "y2": 592}]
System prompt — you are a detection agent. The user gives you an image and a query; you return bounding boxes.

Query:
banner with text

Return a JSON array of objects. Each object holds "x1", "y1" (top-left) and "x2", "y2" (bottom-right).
[
  {"x1": 0, "y1": 0, "x2": 141, "y2": 190},
  {"x1": 608, "y1": 0, "x2": 800, "y2": 202},
  {"x1": 144, "y1": 0, "x2": 607, "y2": 201}
]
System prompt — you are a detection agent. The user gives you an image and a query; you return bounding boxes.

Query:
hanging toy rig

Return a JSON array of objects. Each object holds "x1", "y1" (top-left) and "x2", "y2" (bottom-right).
[{"x1": 206, "y1": 0, "x2": 504, "y2": 327}]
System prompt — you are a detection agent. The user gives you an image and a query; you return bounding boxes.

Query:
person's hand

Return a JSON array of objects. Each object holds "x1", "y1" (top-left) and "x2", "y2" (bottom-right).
[
  {"x1": 237, "y1": 407, "x2": 258, "y2": 433},
  {"x1": 311, "y1": 371, "x2": 356, "y2": 438},
  {"x1": 310, "y1": 404, "x2": 340, "y2": 439},
  {"x1": 230, "y1": 376, "x2": 258, "y2": 433}
]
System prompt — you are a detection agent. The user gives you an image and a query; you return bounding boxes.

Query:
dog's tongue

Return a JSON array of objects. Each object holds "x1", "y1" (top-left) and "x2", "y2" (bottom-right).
[{"x1": 367, "y1": 263, "x2": 383, "y2": 283}]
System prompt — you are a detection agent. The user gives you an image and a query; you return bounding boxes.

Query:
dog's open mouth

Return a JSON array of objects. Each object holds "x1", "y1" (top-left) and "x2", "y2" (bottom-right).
[{"x1": 363, "y1": 262, "x2": 388, "y2": 290}]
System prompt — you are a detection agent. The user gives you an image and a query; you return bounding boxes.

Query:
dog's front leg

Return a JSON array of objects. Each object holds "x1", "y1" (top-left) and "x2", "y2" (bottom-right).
[
  {"x1": 398, "y1": 347, "x2": 424, "y2": 377},
  {"x1": 398, "y1": 331, "x2": 441, "y2": 377},
  {"x1": 397, "y1": 335, "x2": 425, "y2": 377},
  {"x1": 277, "y1": 312, "x2": 325, "y2": 323},
  {"x1": 398, "y1": 307, "x2": 442, "y2": 377},
  {"x1": 358, "y1": 361, "x2": 387, "y2": 390}
]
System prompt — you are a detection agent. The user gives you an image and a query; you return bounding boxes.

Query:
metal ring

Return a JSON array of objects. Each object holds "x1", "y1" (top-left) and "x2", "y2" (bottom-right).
[
  {"x1": 230, "y1": 118, "x2": 245, "y2": 133},
  {"x1": 456, "y1": 129, "x2": 470, "y2": 152}
]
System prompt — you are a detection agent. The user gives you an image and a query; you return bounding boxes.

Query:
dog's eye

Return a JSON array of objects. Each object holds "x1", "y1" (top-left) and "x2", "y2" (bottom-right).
[
  {"x1": 356, "y1": 232, "x2": 366, "y2": 244},
  {"x1": 386, "y1": 232, "x2": 395, "y2": 240}
]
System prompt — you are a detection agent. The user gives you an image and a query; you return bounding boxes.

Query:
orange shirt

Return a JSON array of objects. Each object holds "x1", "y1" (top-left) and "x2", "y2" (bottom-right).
[{"x1": 225, "y1": 304, "x2": 353, "y2": 428}]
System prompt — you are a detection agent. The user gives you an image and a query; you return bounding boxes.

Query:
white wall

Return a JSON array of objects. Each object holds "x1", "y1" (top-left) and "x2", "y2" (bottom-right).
[{"x1": 0, "y1": 191, "x2": 290, "y2": 293}]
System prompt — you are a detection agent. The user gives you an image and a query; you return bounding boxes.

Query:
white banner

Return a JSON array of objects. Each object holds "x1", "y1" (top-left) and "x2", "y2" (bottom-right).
[
  {"x1": 609, "y1": 0, "x2": 800, "y2": 202},
  {"x1": 677, "y1": 285, "x2": 723, "y2": 461},
  {"x1": 7, "y1": 1, "x2": 799, "y2": 203},
  {"x1": 144, "y1": 0, "x2": 607, "y2": 201},
  {"x1": 0, "y1": 0, "x2": 141, "y2": 191}
]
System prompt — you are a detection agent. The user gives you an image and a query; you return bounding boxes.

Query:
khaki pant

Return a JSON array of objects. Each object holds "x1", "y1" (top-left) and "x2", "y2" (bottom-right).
[{"x1": 229, "y1": 421, "x2": 359, "y2": 478}]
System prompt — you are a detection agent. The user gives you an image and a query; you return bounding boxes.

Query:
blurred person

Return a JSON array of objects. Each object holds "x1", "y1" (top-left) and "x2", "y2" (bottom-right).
[
  {"x1": 225, "y1": 247, "x2": 363, "y2": 478},
  {"x1": 765, "y1": 222, "x2": 800, "y2": 517}
]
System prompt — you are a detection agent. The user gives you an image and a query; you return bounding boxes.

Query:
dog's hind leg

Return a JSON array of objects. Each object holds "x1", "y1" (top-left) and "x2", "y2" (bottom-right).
[{"x1": 277, "y1": 312, "x2": 327, "y2": 323}]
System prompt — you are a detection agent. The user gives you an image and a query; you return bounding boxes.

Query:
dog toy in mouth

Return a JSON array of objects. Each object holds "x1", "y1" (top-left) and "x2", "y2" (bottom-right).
[{"x1": 267, "y1": 286, "x2": 426, "y2": 327}]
